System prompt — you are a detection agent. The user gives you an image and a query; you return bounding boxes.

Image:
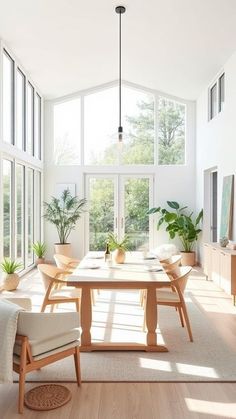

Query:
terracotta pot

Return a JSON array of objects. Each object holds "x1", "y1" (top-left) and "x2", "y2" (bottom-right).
[
  {"x1": 3, "y1": 273, "x2": 20, "y2": 291},
  {"x1": 54, "y1": 243, "x2": 72, "y2": 257},
  {"x1": 113, "y1": 249, "x2": 126, "y2": 264},
  {"x1": 35, "y1": 257, "x2": 45, "y2": 265},
  {"x1": 181, "y1": 251, "x2": 196, "y2": 266}
]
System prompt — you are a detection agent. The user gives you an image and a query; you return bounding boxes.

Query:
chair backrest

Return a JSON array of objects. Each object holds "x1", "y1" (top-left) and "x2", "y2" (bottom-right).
[
  {"x1": 166, "y1": 266, "x2": 192, "y2": 294},
  {"x1": 160, "y1": 254, "x2": 182, "y2": 272},
  {"x1": 54, "y1": 254, "x2": 80, "y2": 270},
  {"x1": 37, "y1": 264, "x2": 69, "y2": 291}
]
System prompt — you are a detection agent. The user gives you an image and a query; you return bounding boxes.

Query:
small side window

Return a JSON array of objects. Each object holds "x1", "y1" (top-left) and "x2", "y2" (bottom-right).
[
  {"x1": 219, "y1": 73, "x2": 225, "y2": 112},
  {"x1": 209, "y1": 83, "x2": 217, "y2": 120}
]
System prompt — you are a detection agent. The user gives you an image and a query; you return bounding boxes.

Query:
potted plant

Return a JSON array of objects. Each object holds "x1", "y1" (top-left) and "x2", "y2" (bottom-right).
[
  {"x1": 44, "y1": 189, "x2": 86, "y2": 256},
  {"x1": 148, "y1": 201, "x2": 203, "y2": 266},
  {"x1": 32, "y1": 241, "x2": 47, "y2": 265},
  {"x1": 0, "y1": 258, "x2": 23, "y2": 291},
  {"x1": 108, "y1": 233, "x2": 130, "y2": 264}
]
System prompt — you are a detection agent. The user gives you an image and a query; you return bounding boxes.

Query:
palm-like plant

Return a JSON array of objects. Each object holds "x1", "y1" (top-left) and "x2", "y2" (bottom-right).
[
  {"x1": 32, "y1": 242, "x2": 47, "y2": 258},
  {"x1": 108, "y1": 233, "x2": 130, "y2": 251},
  {"x1": 44, "y1": 189, "x2": 86, "y2": 244},
  {"x1": 0, "y1": 258, "x2": 23, "y2": 274}
]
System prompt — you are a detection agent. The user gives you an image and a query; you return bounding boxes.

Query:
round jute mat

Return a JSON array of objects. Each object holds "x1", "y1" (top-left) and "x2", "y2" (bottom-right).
[{"x1": 24, "y1": 384, "x2": 72, "y2": 411}]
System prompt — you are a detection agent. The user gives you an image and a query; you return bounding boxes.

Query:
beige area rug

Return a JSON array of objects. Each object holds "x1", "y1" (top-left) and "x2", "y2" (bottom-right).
[{"x1": 6, "y1": 269, "x2": 236, "y2": 383}]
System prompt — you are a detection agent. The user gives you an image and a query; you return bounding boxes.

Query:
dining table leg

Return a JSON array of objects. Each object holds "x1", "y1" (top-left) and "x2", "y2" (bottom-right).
[
  {"x1": 146, "y1": 287, "x2": 157, "y2": 347},
  {"x1": 80, "y1": 286, "x2": 92, "y2": 350}
]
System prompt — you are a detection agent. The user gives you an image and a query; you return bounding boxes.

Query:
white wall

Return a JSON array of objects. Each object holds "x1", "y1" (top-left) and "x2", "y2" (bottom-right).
[
  {"x1": 196, "y1": 50, "x2": 236, "y2": 257},
  {"x1": 44, "y1": 83, "x2": 196, "y2": 260}
]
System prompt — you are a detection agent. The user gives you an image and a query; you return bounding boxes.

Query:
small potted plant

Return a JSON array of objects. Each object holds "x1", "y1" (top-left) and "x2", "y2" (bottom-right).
[
  {"x1": 0, "y1": 258, "x2": 23, "y2": 291},
  {"x1": 44, "y1": 189, "x2": 86, "y2": 256},
  {"x1": 32, "y1": 241, "x2": 47, "y2": 265},
  {"x1": 108, "y1": 233, "x2": 130, "y2": 264},
  {"x1": 148, "y1": 201, "x2": 203, "y2": 266}
]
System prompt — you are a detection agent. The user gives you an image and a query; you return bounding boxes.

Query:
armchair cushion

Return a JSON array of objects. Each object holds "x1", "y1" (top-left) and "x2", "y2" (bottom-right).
[
  {"x1": 14, "y1": 329, "x2": 80, "y2": 357},
  {"x1": 17, "y1": 312, "x2": 80, "y2": 341}
]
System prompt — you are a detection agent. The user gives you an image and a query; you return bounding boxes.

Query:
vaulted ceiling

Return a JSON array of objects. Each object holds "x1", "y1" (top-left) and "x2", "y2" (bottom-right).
[{"x1": 0, "y1": 0, "x2": 236, "y2": 99}]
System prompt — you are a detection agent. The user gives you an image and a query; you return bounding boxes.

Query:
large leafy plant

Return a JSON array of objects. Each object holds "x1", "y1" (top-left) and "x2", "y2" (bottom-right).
[
  {"x1": 148, "y1": 201, "x2": 203, "y2": 252},
  {"x1": 44, "y1": 189, "x2": 86, "y2": 244}
]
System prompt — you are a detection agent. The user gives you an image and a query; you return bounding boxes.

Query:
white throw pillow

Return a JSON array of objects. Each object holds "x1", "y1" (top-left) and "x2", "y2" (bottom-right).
[{"x1": 151, "y1": 244, "x2": 178, "y2": 260}]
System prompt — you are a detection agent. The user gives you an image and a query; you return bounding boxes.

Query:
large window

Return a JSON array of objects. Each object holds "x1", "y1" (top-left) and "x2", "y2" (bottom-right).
[
  {"x1": 27, "y1": 82, "x2": 34, "y2": 155},
  {"x1": 87, "y1": 175, "x2": 152, "y2": 251},
  {"x1": 84, "y1": 86, "x2": 155, "y2": 165},
  {"x1": 158, "y1": 97, "x2": 186, "y2": 165},
  {"x1": 3, "y1": 160, "x2": 12, "y2": 257},
  {"x1": 15, "y1": 164, "x2": 25, "y2": 266},
  {"x1": 54, "y1": 98, "x2": 81, "y2": 165},
  {"x1": 27, "y1": 168, "x2": 34, "y2": 266},
  {"x1": 3, "y1": 51, "x2": 14, "y2": 144},
  {"x1": 35, "y1": 93, "x2": 42, "y2": 159},
  {"x1": 16, "y1": 68, "x2": 26, "y2": 150}
]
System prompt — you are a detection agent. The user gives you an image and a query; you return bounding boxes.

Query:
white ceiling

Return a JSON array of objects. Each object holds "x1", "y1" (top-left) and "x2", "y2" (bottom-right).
[{"x1": 0, "y1": 0, "x2": 236, "y2": 100}]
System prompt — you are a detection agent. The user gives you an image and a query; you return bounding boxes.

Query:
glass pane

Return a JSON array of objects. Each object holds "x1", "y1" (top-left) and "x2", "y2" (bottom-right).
[
  {"x1": 54, "y1": 98, "x2": 80, "y2": 165},
  {"x1": 35, "y1": 93, "x2": 41, "y2": 159},
  {"x1": 3, "y1": 51, "x2": 14, "y2": 144},
  {"x1": 3, "y1": 160, "x2": 12, "y2": 257},
  {"x1": 124, "y1": 178, "x2": 150, "y2": 251},
  {"x1": 158, "y1": 97, "x2": 186, "y2": 165},
  {"x1": 16, "y1": 69, "x2": 25, "y2": 150},
  {"x1": 210, "y1": 83, "x2": 217, "y2": 119},
  {"x1": 16, "y1": 164, "x2": 25, "y2": 267},
  {"x1": 84, "y1": 87, "x2": 118, "y2": 165},
  {"x1": 122, "y1": 87, "x2": 154, "y2": 164},
  {"x1": 27, "y1": 169, "x2": 34, "y2": 265},
  {"x1": 89, "y1": 178, "x2": 115, "y2": 250},
  {"x1": 34, "y1": 171, "x2": 41, "y2": 242},
  {"x1": 219, "y1": 74, "x2": 225, "y2": 112},
  {"x1": 27, "y1": 82, "x2": 34, "y2": 155}
]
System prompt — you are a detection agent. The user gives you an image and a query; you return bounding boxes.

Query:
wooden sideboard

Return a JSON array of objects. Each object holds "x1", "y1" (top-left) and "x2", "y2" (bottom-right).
[{"x1": 203, "y1": 243, "x2": 236, "y2": 304}]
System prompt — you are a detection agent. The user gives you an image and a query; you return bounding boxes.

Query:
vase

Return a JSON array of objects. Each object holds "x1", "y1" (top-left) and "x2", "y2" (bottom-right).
[
  {"x1": 3, "y1": 273, "x2": 20, "y2": 291},
  {"x1": 113, "y1": 249, "x2": 126, "y2": 264},
  {"x1": 35, "y1": 257, "x2": 45, "y2": 265}
]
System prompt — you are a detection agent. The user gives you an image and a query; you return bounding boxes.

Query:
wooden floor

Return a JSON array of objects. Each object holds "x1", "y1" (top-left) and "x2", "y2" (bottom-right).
[
  {"x1": 1, "y1": 269, "x2": 236, "y2": 418},
  {"x1": 1, "y1": 382, "x2": 236, "y2": 418}
]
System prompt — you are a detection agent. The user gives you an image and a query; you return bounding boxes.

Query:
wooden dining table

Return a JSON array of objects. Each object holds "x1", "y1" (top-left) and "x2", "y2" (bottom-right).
[{"x1": 66, "y1": 252, "x2": 171, "y2": 352}]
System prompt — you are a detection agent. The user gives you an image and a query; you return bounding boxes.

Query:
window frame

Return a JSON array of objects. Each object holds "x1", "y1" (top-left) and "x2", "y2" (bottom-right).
[
  {"x1": 16, "y1": 67, "x2": 26, "y2": 151},
  {"x1": 208, "y1": 72, "x2": 225, "y2": 121},
  {"x1": 2, "y1": 49, "x2": 15, "y2": 145}
]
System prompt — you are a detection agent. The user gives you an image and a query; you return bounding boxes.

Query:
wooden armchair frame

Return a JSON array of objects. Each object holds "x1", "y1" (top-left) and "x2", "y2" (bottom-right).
[{"x1": 13, "y1": 334, "x2": 81, "y2": 413}]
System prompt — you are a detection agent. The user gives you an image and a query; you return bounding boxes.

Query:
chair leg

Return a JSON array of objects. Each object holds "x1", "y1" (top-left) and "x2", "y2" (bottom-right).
[
  {"x1": 178, "y1": 306, "x2": 184, "y2": 327},
  {"x1": 74, "y1": 346, "x2": 81, "y2": 386},
  {"x1": 41, "y1": 301, "x2": 47, "y2": 312},
  {"x1": 75, "y1": 299, "x2": 80, "y2": 312},
  {"x1": 91, "y1": 290, "x2": 95, "y2": 306},
  {"x1": 181, "y1": 302, "x2": 193, "y2": 342},
  {"x1": 50, "y1": 304, "x2": 55, "y2": 313},
  {"x1": 18, "y1": 371, "x2": 26, "y2": 413}
]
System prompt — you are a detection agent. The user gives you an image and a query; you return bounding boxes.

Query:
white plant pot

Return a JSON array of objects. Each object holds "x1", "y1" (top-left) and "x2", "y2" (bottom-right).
[
  {"x1": 3, "y1": 273, "x2": 20, "y2": 291},
  {"x1": 54, "y1": 243, "x2": 72, "y2": 257}
]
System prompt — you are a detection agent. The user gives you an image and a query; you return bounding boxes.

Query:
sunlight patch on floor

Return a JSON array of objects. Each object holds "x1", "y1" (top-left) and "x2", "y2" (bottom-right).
[{"x1": 184, "y1": 398, "x2": 236, "y2": 418}]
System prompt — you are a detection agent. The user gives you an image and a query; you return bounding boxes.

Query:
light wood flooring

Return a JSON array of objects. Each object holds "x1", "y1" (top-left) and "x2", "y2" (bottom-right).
[{"x1": 1, "y1": 268, "x2": 236, "y2": 417}]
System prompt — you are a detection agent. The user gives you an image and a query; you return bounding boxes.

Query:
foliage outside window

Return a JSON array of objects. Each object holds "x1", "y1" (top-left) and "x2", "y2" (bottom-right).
[{"x1": 158, "y1": 97, "x2": 185, "y2": 165}]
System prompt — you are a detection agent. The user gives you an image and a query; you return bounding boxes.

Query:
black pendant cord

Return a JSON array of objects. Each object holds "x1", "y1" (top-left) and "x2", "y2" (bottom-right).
[{"x1": 119, "y1": 9, "x2": 122, "y2": 129}]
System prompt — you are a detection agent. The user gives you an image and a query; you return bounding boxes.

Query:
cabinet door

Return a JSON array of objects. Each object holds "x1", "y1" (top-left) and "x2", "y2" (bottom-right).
[
  {"x1": 220, "y1": 252, "x2": 231, "y2": 295},
  {"x1": 211, "y1": 247, "x2": 220, "y2": 286},
  {"x1": 203, "y1": 244, "x2": 212, "y2": 278}
]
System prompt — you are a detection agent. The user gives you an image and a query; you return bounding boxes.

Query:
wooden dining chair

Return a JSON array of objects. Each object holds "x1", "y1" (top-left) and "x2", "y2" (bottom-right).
[
  {"x1": 54, "y1": 254, "x2": 98, "y2": 304},
  {"x1": 143, "y1": 266, "x2": 193, "y2": 341},
  {"x1": 38, "y1": 264, "x2": 81, "y2": 312},
  {"x1": 140, "y1": 254, "x2": 182, "y2": 307}
]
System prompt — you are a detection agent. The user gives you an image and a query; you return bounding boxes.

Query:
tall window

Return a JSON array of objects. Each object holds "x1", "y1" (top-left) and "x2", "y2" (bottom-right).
[
  {"x1": 158, "y1": 97, "x2": 186, "y2": 165},
  {"x1": 16, "y1": 68, "x2": 26, "y2": 150},
  {"x1": 219, "y1": 73, "x2": 225, "y2": 112},
  {"x1": 3, "y1": 160, "x2": 12, "y2": 257},
  {"x1": 35, "y1": 93, "x2": 41, "y2": 159},
  {"x1": 15, "y1": 164, "x2": 25, "y2": 266},
  {"x1": 84, "y1": 86, "x2": 155, "y2": 165},
  {"x1": 3, "y1": 51, "x2": 14, "y2": 144},
  {"x1": 54, "y1": 98, "x2": 81, "y2": 165},
  {"x1": 210, "y1": 83, "x2": 217, "y2": 120},
  {"x1": 27, "y1": 82, "x2": 34, "y2": 155},
  {"x1": 27, "y1": 169, "x2": 34, "y2": 266},
  {"x1": 34, "y1": 171, "x2": 41, "y2": 242}
]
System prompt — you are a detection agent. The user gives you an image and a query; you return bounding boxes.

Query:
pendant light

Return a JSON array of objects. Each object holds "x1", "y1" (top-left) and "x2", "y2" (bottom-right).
[{"x1": 115, "y1": 5, "x2": 126, "y2": 145}]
